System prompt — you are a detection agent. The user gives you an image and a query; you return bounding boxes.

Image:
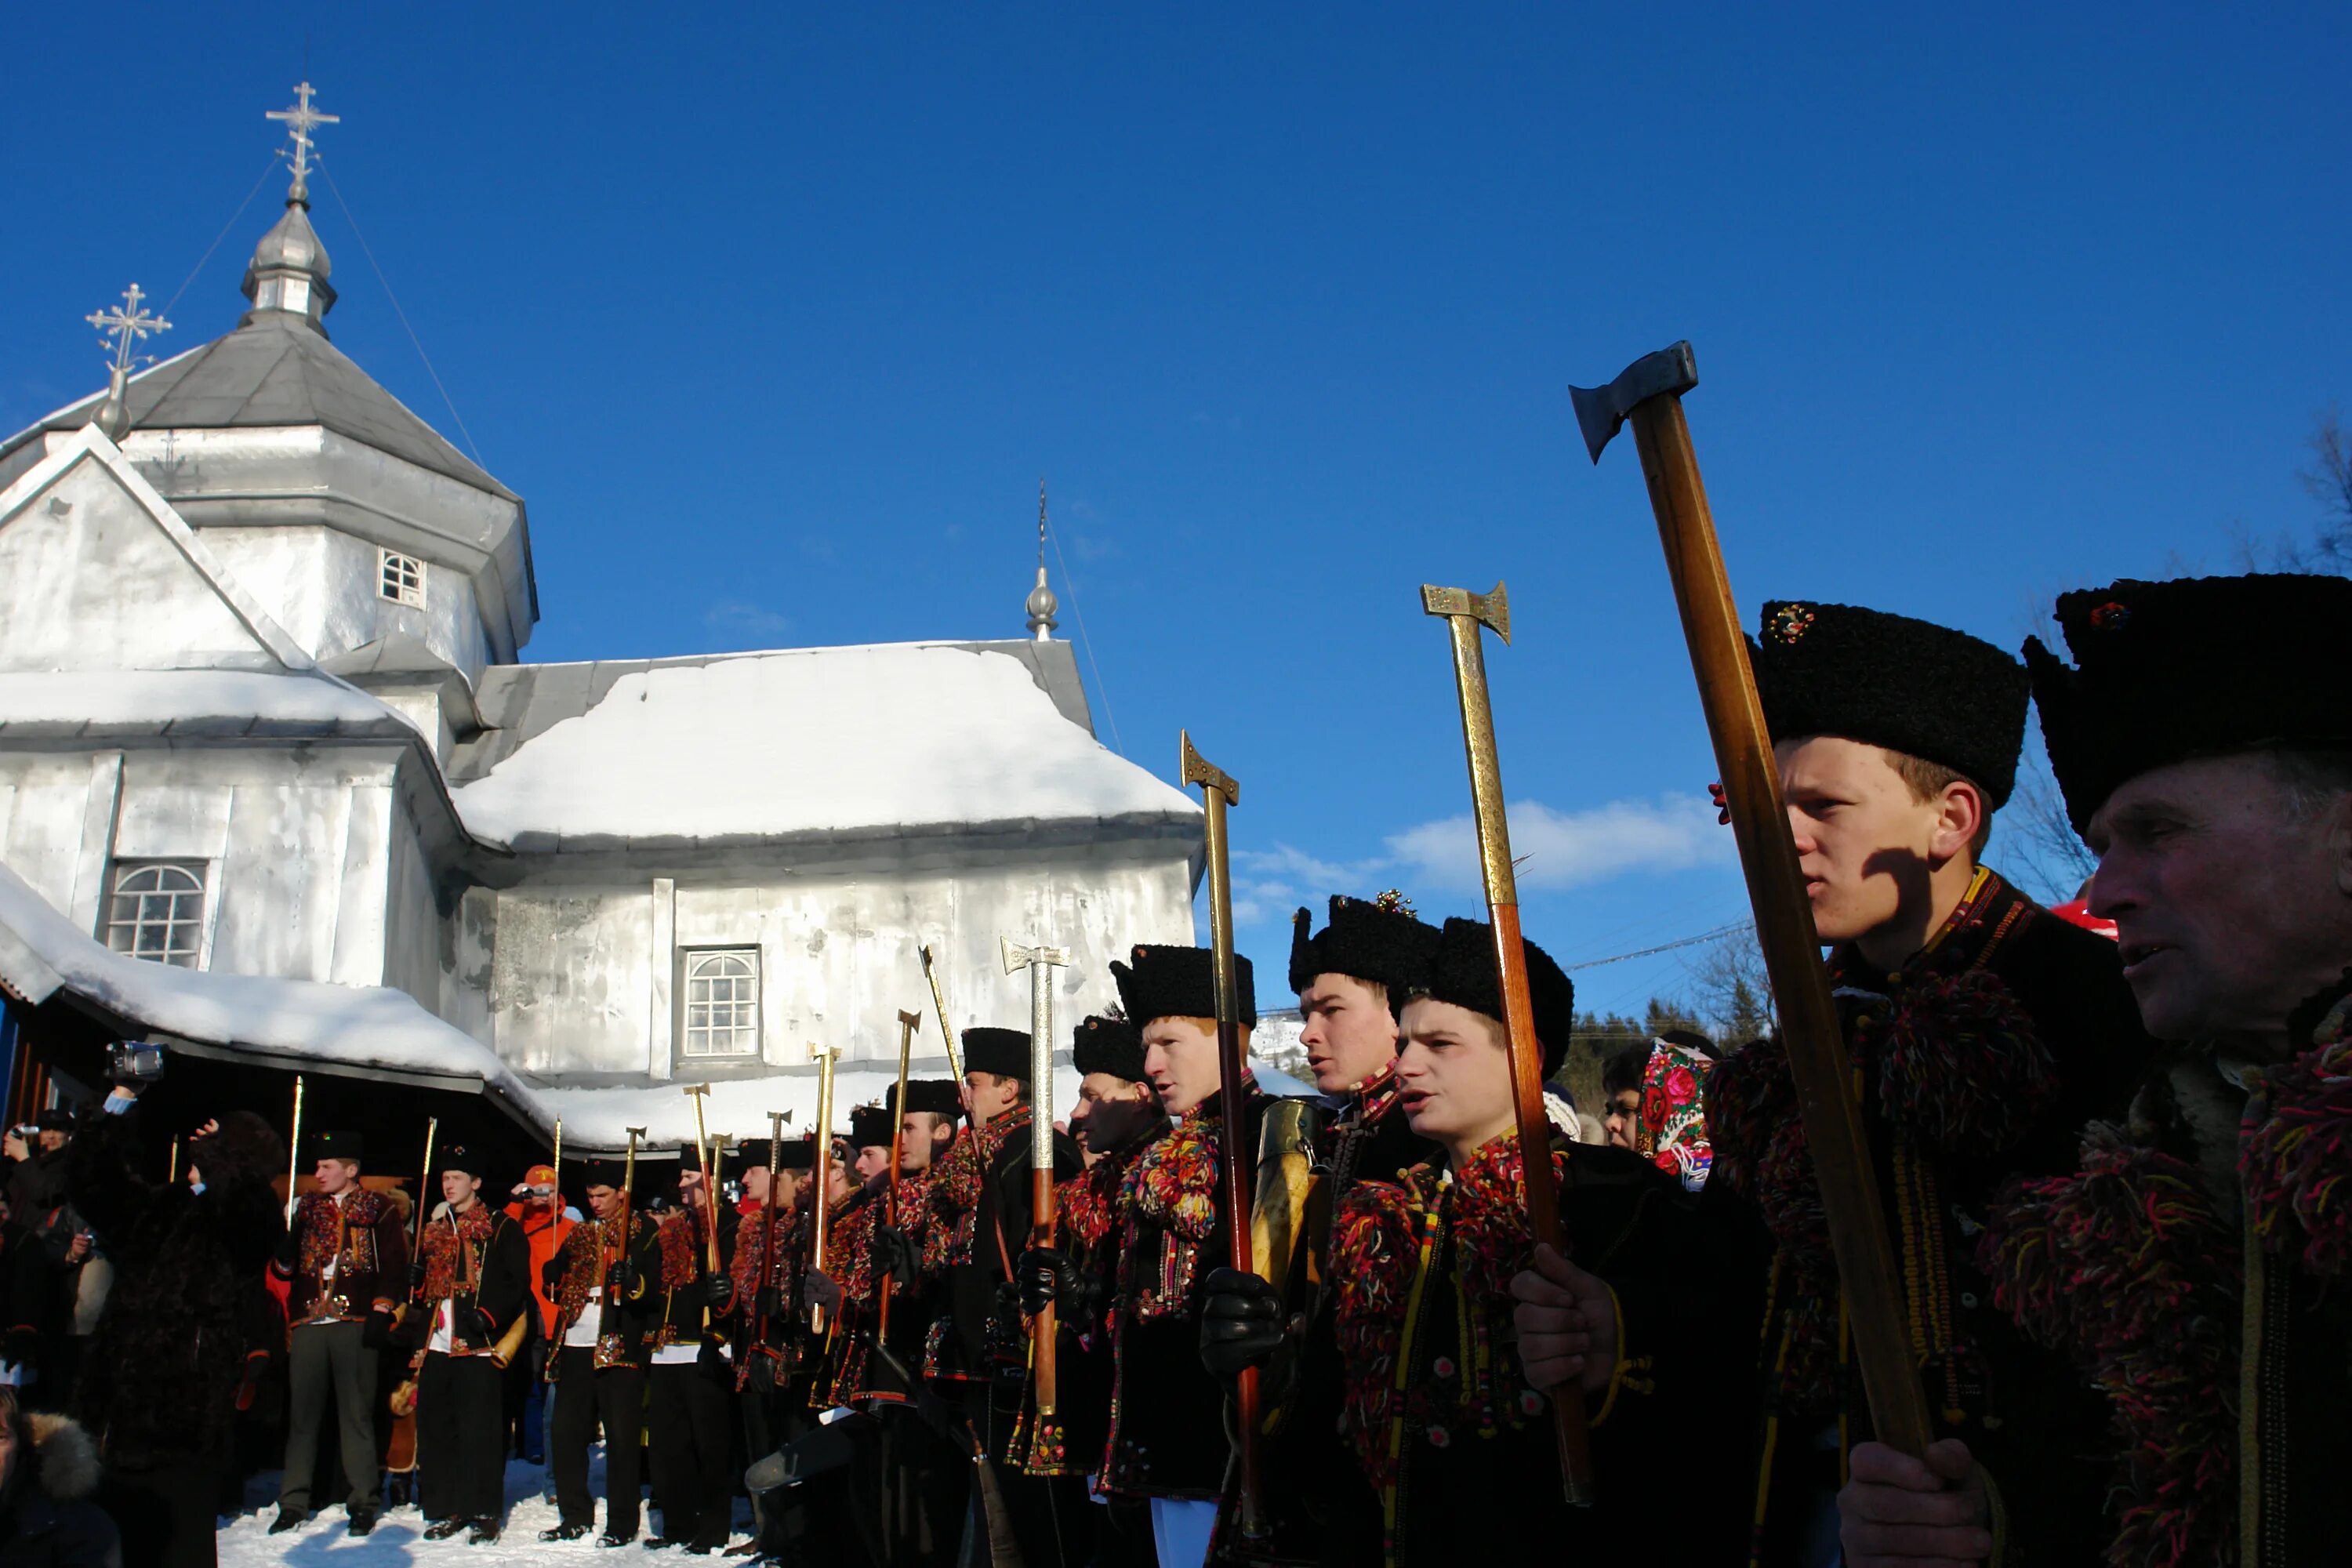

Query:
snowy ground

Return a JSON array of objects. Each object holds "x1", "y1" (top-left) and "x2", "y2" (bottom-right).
[{"x1": 217, "y1": 1455, "x2": 756, "y2": 1568}]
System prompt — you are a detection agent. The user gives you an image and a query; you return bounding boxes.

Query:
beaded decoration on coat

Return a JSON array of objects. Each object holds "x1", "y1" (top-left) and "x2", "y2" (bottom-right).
[
  {"x1": 1329, "y1": 1134, "x2": 1561, "y2": 1490},
  {"x1": 417, "y1": 1200, "x2": 499, "y2": 1303},
  {"x1": 292, "y1": 1188, "x2": 393, "y2": 1282},
  {"x1": 1706, "y1": 873, "x2": 2059, "y2": 1417},
  {"x1": 1978, "y1": 969, "x2": 2352, "y2": 1568},
  {"x1": 1118, "y1": 1101, "x2": 1225, "y2": 1323}
]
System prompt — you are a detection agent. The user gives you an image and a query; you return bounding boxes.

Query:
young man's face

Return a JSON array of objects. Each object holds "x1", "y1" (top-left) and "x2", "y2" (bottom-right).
[
  {"x1": 1070, "y1": 1072, "x2": 1161, "y2": 1154},
  {"x1": 2088, "y1": 753, "x2": 2352, "y2": 1043},
  {"x1": 852, "y1": 1144, "x2": 891, "y2": 1185},
  {"x1": 585, "y1": 1184, "x2": 624, "y2": 1222},
  {"x1": 1394, "y1": 999, "x2": 1514, "y2": 1153},
  {"x1": 1603, "y1": 1089, "x2": 1642, "y2": 1151},
  {"x1": 963, "y1": 1071, "x2": 1023, "y2": 1126},
  {"x1": 314, "y1": 1158, "x2": 360, "y2": 1196},
  {"x1": 741, "y1": 1167, "x2": 771, "y2": 1205},
  {"x1": 824, "y1": 1149, "x2": 857, "y2": 1207},
  {"x1": 898, "y1": 1112, "x2": 953, "y2": 1173},
  {"x1": 441, "y1": 1169, "x2": 482, "y2": 1210},
  {"x1": 774, "y1": 1169, "x2": 808, "y2": 1208},
  {"x1": 34, "y1": 1130, "x2": 65, "y2": 1156},
  {"x1": 1298, "y1": 973, "x2": 1400, "y2": 1094},
  {"x1": 1775, "y1": 735, "x2": 1976, "y2": 946},
  {"x1": 1142, "y1": 1016, "x2": 1230, "y2": 1116}
]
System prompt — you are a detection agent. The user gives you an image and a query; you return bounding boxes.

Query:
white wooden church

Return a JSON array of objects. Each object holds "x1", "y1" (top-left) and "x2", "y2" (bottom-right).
[{"x1": 0, "y1": 88, "x2": 1200, "y2": 1152}]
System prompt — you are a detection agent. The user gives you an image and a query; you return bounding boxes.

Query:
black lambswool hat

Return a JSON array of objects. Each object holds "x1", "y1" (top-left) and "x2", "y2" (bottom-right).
[
  {"x1": 1752, "y1": 601, "x2": 2029, "y2": 808},
  {"x1": 961, "y1": 1027, "x2": 1033, "y2": 1081},
  {"x1": 1072, "y1": 1014, "x2": 1146, "y2": 1083},
  {"x1": 772, "y1": 1136, "x2": 818, "y2": 1172},
  {"x1": 433, "y1": 1142, "x2": 485, "y2": 1181},
  {"x1": 1406, "y1": 917, "x2": 1577, "y2": 1079},
  {"x1": 848, "y1": 1104, "x2": 897, "y2": 1151},
  {"x1": 1112, "y1": 945, "x2": 1258, "y2": 1029},
  {"x1": 2026, "y1": 574, "x2": 2352, "y2": 833},
  {"x1": 891, "y1": 1080, "x2": 964, "y2": 1120},
  {"x1": 579, "y1": 1157, "x2": 626, "y2": 1191},
  {"x1": 720, "y1": 1142, "x2": 763, "y2": 1180},
  {"x1": 307, "y1": 1130, "x2": 365, "y2": 1164},
  {"x1": 1289, "y1": 891, "x2": 1441, "y2": 999}
]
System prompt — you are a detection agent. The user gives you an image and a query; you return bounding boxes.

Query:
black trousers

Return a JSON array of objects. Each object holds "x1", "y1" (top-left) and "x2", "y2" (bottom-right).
[
  {"x1": 648, "y1": 1358, "x2": 735, "y2": 1548},
  {"x1": 278, "y1": 1321, "x2": 379, "y2": 1513},
  {"x1": 103, "y1": 1448, "x2": 227, "y2": 1568},
  {"x1": 741, "y1": 1382, "x2": 810, "y2": 1563},
  {"x1": 550, "y1": 1348, "x2": 648, "y2": 1538},
  {"x1": 418, "y1": 1351, "x2": 506, "y2": 1523}
]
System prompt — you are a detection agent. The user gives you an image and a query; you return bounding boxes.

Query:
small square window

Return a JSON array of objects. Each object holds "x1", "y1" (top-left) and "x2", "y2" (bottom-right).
[
  {"x1": 682, "y1": 949, "x2": 761, "y2": 1058},
  {"x1": 104, "y1": 861, "x2": 207, "y2": 968},
  {"x1": 379, "y1": 550, "x2": 426, "y2": 608}
]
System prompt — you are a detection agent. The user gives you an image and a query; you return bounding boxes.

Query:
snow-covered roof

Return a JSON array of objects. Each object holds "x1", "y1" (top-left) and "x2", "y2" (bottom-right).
[
  {"x1": 0, "y1": 855, "x2": 528, "y2": 1102},
  {"x1": 0, "y1": 670, "x2": 411, "y2": 742},
  {"x1": 450, "y1": 642, "x2": 1199, "y2": 851}
]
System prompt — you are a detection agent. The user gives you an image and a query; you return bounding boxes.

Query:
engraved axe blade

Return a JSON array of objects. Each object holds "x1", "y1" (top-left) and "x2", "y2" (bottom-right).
[
  {"x1": 1178, "y1": 730, "x2": 1239, "y2": 806},
  {"x1": 1568, "y1": 340, "x2": 1700, "y2": 464},
  {"x1": 1000, "y1": 936, "x2": 1070, "y2": 974},
  {"x1": 897, "y1": 1009, "x2": 923, "y2": 1032},
  {"x1": 1420, "y1": 581, "x2": 1511, "y2": 642}
]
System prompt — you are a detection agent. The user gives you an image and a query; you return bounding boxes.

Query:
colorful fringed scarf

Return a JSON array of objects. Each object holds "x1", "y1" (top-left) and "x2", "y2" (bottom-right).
[
  {"x1": 292, "y1": 1188, "x2": 392, "y2": 1282},
  {"x1": 2242, "y1": 973, "x2": 2352, "y2": 1274},
  {"x1": 1120, "y1": 1102, "x2": 1224, "y2": 1322},
  {"x1": 416, "y1": 1200, "x2": 499, "y2": 1304}
]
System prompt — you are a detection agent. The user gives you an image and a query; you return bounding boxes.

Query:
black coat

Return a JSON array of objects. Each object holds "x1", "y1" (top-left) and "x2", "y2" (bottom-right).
[
  {"x1": 0, "y1": 1414, "x2": 120, "y2": 1568},
  {"x1": 64, "y1": 1109, "x2": 283, "y2": 1468}
]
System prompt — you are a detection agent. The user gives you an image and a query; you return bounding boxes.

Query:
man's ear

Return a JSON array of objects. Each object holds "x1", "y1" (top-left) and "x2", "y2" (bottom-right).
[{"x1": 1929, "y1": 779, "x2": 1987, "y2": 864}]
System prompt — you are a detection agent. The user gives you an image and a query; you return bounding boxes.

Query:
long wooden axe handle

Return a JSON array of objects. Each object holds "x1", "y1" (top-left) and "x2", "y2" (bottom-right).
[
  {"x1": 1421, "y1": 582, "x2": 1595, "y2": 1505},
  {"x1": 880, "y1": 1011, "x2": 920, "y2": 1337},
  {"x1": 1571, "y1": 341, "x2": 1934, "y2": 1457},
  {"x1": 1179, "y1": 729, "x2": 1266, "y2": 1541}
]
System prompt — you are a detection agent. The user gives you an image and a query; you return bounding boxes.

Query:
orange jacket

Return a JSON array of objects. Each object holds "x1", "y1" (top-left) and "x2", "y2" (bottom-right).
[{"x1": 502, "y1": 1200, "x2": 577, "y2": 1336}]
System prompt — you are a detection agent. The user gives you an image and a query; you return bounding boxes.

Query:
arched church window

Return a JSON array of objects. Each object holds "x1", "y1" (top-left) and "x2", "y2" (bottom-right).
[
  {"x1": 379, "y1": 549, "x2": 426, "y2": 608},
  {"x1": 683, "y1": 949, "x2": 761, "y2": 1058},
  {"x1": 104, "y1": 862, "x2": 206, "y2": 968}
]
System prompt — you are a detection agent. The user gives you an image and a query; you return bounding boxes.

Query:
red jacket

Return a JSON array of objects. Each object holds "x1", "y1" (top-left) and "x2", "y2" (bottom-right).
[{"x1": 502, "y1": 1200, "x2": 576, "y2": 1336}]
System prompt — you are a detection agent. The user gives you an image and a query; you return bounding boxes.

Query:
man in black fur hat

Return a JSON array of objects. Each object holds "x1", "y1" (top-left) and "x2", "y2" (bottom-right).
[
  {"x1": 1938, "y1": 574, "x2": 2352, "y2": 1568},
  {"x1": 643, "y1": 1145, "x2": 737, "y2": 1552},
  {"x1": 268, "y1": 1129, "x2": 407, "y2": 1535},
  {"x1": 1052, "y1": 946, "x2": 1264, "y2": 1568},
  {"x1": 1016, "y1": 1014, "x2": 1167, "y2": 1568},
  {"x1": 409, "y1": 1143, "x2": 530, "y2": 1543},
  {"x1": 1515, "y1": 600, "x2": 2153, "y2": 1566},
  {"x1": 1192, "y1": 892, "x2": 1440, "y2": 1564},
  {"x1": 542, "y1": 1157, "x2": 664, "y2": 1546}
]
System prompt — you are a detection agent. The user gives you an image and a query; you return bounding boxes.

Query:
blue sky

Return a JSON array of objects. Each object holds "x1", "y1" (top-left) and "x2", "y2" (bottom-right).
[{"x1": 7, "y1": 4, "x2": 2347, "y2": 1028}]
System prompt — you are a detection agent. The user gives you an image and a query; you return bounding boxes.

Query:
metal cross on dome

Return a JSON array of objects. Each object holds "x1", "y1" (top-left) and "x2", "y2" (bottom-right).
[
  {"x1": 266, "y1": 81, "x2": 339, "y2": 202},
  {"x1": 87, "y1": 284, "x2": 170, "y2": 379}
]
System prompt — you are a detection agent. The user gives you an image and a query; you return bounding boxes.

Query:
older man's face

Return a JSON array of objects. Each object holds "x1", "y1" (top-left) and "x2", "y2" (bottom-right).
[{"x1": 2089, "y1": 753, "x2": 2352, "y2": 1044}]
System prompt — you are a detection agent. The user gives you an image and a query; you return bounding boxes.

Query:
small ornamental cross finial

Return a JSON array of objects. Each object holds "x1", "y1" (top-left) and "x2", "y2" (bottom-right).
[
  {"x1": 1025, "y1": 475, "x2": 1059, "y2": 641},
  {"x1": 267, "y1": 82, "x2": 339, "y2": 205},
  {"x1": 85, "y1": 284, "x2": 169, "y2": 442}
]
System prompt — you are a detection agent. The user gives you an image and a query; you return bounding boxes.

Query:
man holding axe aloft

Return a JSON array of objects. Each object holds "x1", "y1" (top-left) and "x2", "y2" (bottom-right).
[{"x1": 1519, "y1": 343, "x2": 2151, "y2": 1566}]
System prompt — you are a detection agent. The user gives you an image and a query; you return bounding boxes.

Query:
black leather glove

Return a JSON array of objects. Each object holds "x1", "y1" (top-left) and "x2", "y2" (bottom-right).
[
  {"x1": 468, "y1": 1308, "x2": 499, "y2": 1348},
  {"x1": 1200, "y1": 1267, "x2": 1287, "y2": 1382},
  {"x1": 754, "y1": 1286, "x2": 782, "y2": 1320},
  {"x1": 703, "y1": 1273, "x2": 735, "y2": 1311},
  {"x1": 234, "y1": 1350, "x2": 269, "y2": 1413},
  {"x1": 541, "y1": 1255, "x2": 564, "y2": 1296},
  {"x1": 608, "y1": 1260, "x2": 642, "y2": 1301},
  {"x1": 1016, "y1": 1246, "x2": 1084, "y2": 1319},
  {"x1": 407, "y1": 1260, "x2": 426, "y2": 1294},
  {"x1": 272, "y1": 1230, "x2": 299, "y2": 1272},
  {"x1": 362, "y1": 1307, "x2": 397, "y2": 1350},
  {"x1": 870, "y1": 1226, "x2": 918, "y2": 1291}
]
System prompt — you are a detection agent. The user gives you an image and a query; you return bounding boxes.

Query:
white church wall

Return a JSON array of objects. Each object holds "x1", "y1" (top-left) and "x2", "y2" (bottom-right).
[
  {"x1": 381, "y1": 800, "x2": 447, "y2": 1018},
  {"x1": 0, "y1": 456, "x2": 278, "y2": 673},
  {"x1": 484, "y1": 840, "x2": 1196, "y2": 1083},
  {"x1": 203, "y1": 526, "x2": 491, "y2": 680},
  {"x1": 0, "y1": 753, "x2": 111, "y2": 918}
]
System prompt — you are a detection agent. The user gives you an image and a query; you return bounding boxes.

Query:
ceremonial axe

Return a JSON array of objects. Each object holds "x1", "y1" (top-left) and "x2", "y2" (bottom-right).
[{"x1": 1570, "y1": 341, "x2": 1934, "y2": 1457}]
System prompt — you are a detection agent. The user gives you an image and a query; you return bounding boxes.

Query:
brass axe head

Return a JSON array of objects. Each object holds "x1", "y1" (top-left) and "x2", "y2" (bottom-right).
[
  {"x1": 1420, "y1": 581, "x2": 1509, "y2": 642},
  {"x1": 897, "y1": 1008, "x2": 923, "y2": 1033},
  {"x1": 1178, "y1": 729, "x2": 1239, "y2": 806},
  {"x1": 1569, "y1": 340, "x2": 1699, "y2": 463}
]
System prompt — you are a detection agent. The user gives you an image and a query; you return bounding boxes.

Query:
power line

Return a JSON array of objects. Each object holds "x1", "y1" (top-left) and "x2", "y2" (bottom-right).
[
  {"x1": 1562, "y1": 920, "x2": 1752, "y2": 972},
  {"x1": 162, "y1": 154, "x2": 285, "y2": 321},
  {"x1": 315, "y1": 163, "x2": 485, "y2": 466},
  {"x1": 1044, "y1": 518, "x2": 1124, "y2": 757}
]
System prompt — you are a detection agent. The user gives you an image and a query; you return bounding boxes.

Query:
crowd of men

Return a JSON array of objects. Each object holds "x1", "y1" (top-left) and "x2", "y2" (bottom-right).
[{"x1": 19, "y1": 566, "x2": 2350, "y2": 1568}]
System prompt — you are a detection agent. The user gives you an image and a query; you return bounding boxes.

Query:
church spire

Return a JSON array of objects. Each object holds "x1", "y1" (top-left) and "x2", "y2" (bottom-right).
[
  {"x1": 85, "y1": 284, "x2": 171, "y2": 441},
  {"x1": 243, "y1": 83, "x2": 339, "y2": 333},
  {"x1": 1025, "y1": 477, "x2": 1060, "y2": 641}
]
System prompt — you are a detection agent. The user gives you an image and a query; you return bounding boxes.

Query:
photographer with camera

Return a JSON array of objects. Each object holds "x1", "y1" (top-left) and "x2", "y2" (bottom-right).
[
  {"x1": 67, "y1": 1044, "x2": 287, "y2": 1568},
  {"x1": 499, "y1": 1166, "x2": 575, "y2": 1468}
]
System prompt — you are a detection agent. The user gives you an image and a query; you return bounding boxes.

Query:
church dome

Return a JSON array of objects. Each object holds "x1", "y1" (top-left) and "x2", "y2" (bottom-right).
[{"x1": 241, "y1": 201, "x2": 337, "y2": 332}]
